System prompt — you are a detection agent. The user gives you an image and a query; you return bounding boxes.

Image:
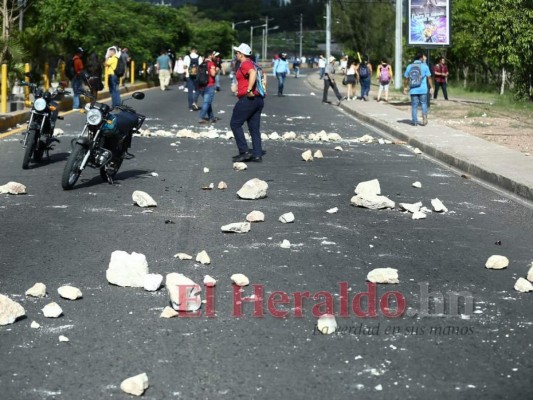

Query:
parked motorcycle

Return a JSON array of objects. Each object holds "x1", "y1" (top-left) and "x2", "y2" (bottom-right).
[
  {"x1": 61, "y1": 90, "x2": 145, "y2": 190},
  {"x1": 20, "y1": 76, "x2": 70, "y2": 169}
]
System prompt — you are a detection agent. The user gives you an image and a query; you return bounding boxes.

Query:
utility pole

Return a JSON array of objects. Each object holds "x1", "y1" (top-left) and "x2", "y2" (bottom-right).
[
  {"x1": 326, "y1": 0, "x2": 331, "y2": 60},
  {"x1": 394, "y1": 0, "x2": 403, "y2": 89},
  {"x1": 264, "y1": 16, "x2": 269, "y2": 62},
  {"x1": 299, "y1": 13, "x2": 303, "y2": 59}
]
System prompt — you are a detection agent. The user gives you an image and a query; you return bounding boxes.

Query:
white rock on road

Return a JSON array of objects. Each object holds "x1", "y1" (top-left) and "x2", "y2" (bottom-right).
[
  {"x1": 120, "y1": 373, "x2": 149, "y2": 397},
  {"x1": 42, "y1": 302, "x2": 63, "y2": 318},
  {"x1": 326, "y1": 207, "x2": 338, "y2": 214},
  {"x1": 218, "y1": 181, "x2": 228, "y2": 190},
  {"x1": 313, "y1": 150, "x2": 324, "y2": 159},
  {"x1": 166, "y1": 273, "x2": 202, "y2": 312},
  {"x1": 203, "y1": 275, "x2": 217, "y2": 287},
  {"x1": 528, "y1": 263, "x2": 533, "y2": 282},
  {"x1": 57, "y1": 285, "x2": 83, "y2": 300},
  {"x1": 301, "y1": 149, "x2": 313, "y2": 162},
  {"x1": 58, "y1": 335, "x2": 69, "y2": 342},
  {"x1": 514, "y1": 277, "x2": 533, "y2": 293},
  {"x1": 279, "y1": 212, "x2": 295, "y2": 223},
  {"x1": 280, "y1": 239, "x2": 291, "y2": 249},
  {"x1": 412, "y1": 181, "x2": 422, "y2": 188},
  {"x1": 231, "y1": 273, "x2": 250, "y2": 287},
  {"x1": 334, "y1": 146, "x2": 343, "y2": 151},
  {"x1": 144, "y1": 274, "x2": 163, "y2": 291},
  {"x1": 30, "y1": 321, "x2": 41, "y2": 329},
  {"x1": 317, "y1": 314, "x2": 337, "y2": 334},
  {"x1": 485, "y1": 255, "x2": 509, "y2": 270},
  {"x1": 354, "y1": 179, "x2": 381, "y2": 196},
  {"x1": 431, "y1": 198, "x2": 448, "y2": 213},
  {"x1": 246, "y1": 210, "x2": 265, "y2": 222},
  {"x1": 0, "y1": 181, "x2": 27, "y2": 194},
  {"x1": 0, "y1": 294, "x2": 25, "y2": 325},
  {"x1": 132, "y1": 190, "x2": 157, "y2": 207},
  {"x1": 233, "y1": 162, "x2": 248, "y2": 171},
  {"x1": 25, "y1": 282, "x2": 47, "y2": 298},
  {"x1": 367, "y1": 268, "x2": 399, "y2": 284},
  {"x1": 412, "y1": 211, "x2": 427, "y2": 220},
  {"x1": 351, "y1": 194, "x2": 395, "y2": 210},
  {"x1": 174, "y1": 252, "x2": 193, "y2": 260},
  {"x1": 221, "y1": 222, "x2": 251, "y2": 233},
  {"x1": 237, "y1": 178, "x2": 268, "y2": 200},
  {"x1": 106, "y1": 251, "x2": 149, "y2": 287},
  {"x1": 196, "y1": 250, "x2": 211, "y2": 265},
  {"x1": 282, "y1": 131, "x2": 297, "y2": 140},
  {"x1": 399, "y1": 202, "x2": 423, "y2": 213},
  {"x1": 160, "y1": 306, "x2": 179, "y2": 318}
]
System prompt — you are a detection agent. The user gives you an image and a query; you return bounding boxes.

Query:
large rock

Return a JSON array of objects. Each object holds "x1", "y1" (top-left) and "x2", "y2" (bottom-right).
[
  {"x1": 57, "y1": 285, "x2": 83, "y2": 300},
  {"x1": 166, "y1": 273, "x2": 201, "y2": 312},
  {"x1": 237, "y1": 178, "x2": 268, "y2": 200},
  {"x1": 196, "y1": 250, "x2": 211, "y2": 265},
  {"x1": 0, "y1": 294, "x2": 25, "y2": 325},
  {"x1": 279, "y1": 212, "x2": 295, "y2": 223},
  {"x1": 355, "y1": 179, "x2": 381, "y2": 196},
  {"x1": 106, "y1": 251, "x2": 149, "y2": 287},
  {"x1": 317, "y1": 314, "x2": 337, "y2": 335},
  {"x1": 25, "y1": 282, "x2": 47, "y2": 298},
  {"x1": 514, "y1": 278, "x2": 533, "y2": 293},
  {"x1": 42, "y1": 302, "x2": 63, "y2": 318},
  {"x1": 0, "y1": 181, "x2": 26, "y2": 195},
  {"x1": 431, "y1": 198, "x2": 448, "y2": 213},
  {"x1": 221, "y1": 222, "x2": 251, "y2": 233},
  {"x1": 246, "y1": 210, "x2": 265, "y2": 222},
  {"x1": 485, "y1": 255, "x2": 509, "y2": 270},
  {"x1": 351, "y1": 194, "x2": 395, "y2": 210},
  {"x1": 120, "y1": 373, "x2": 149, "y2": 397},
  {"x1": 367, "y1": 268, "x2": 399, "y2": 284},
  {"x1": 132, "y1": 191, "x2": 157, "y2": 207}
]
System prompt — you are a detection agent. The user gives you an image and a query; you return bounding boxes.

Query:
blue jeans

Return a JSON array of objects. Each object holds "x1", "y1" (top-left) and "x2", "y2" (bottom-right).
[
  {"x1": 319, "y1": 67, "x2": 325, "y2": 79},
  {"x1": 72, "y1": 75, "x2": 83, "y2": 109},
  {"x1": 108, "y1": 75, "x2": 121, "y2": 108},
  {"x1": 198, "y1": 85, "x2": 215, "y2": 121},
  {"x1": 410, "y1": 93, "x2": 428, "y2": 125},
  {"x1": 215, "y1": 72, "x2": 220, "y2": 89},
  {"x1": 360, "y1": 77, "x2": 371, "y2": 98},
  {"x1": 230, "y1": 96, "x2": 264, "y2": 157},
  {"x1": 187, "y1": 77, "x2": 198, "y2": 109},
  {"x1": 276, "y1": 72, "x2": 287, "y2": 95}
]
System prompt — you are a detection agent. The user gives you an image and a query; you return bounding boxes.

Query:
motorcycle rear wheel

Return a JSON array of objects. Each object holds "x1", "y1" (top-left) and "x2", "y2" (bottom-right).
[
  {"x1": 22, "y1": 129, "x2": 37, "y2": 169},
  {"x1": 100, "y1": 159, "x2": 123, "y2": 183},
  {"x1": 62, "y1": 143, "x2": 87, "y2": 190}
]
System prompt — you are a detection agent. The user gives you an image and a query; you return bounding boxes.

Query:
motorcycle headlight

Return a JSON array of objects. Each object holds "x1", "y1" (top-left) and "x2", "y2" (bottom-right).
[
  {"x1": 86, "y1": 109, "x2": 103, "y2": 126},
  {"x1": 34, "y1": 98, "x2": 46, "y2": 112}
]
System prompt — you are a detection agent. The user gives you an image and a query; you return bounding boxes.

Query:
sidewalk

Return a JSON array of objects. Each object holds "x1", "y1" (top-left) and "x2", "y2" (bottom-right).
[{"x1": 307, "y1": 73, "x2": 533, "y2": 202}]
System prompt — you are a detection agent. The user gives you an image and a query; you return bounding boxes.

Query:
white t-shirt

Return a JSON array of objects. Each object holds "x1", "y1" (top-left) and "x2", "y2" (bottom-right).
[
  {"x1": 174, "y1": 59, "x2": 185, "y2": 74},
  {"x1": 183, "y1": 53, "x2": 203, "y2": 78},
  {"x1": 318, "y1": 58, "x2": 326, "y2": 68}
]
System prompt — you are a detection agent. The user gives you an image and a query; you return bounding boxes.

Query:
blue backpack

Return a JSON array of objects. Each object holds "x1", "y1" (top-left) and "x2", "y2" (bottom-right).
[
  {"x1": 409, "y1": 64, "x2": 423, "y2": 88},
  {"x1": 358, "y1": 63, "x2": 369, "y2": 79}
]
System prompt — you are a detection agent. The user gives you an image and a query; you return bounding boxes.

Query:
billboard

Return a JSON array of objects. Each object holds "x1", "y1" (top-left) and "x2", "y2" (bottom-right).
[{"x1": 408, "y1": 0, "x2": 451, "y2": 47}]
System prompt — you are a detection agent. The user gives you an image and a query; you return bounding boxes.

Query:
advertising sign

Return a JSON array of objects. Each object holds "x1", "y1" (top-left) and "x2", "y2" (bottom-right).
[{"x1": 408, "y1": 0, "x2": 451, "y2": 47}]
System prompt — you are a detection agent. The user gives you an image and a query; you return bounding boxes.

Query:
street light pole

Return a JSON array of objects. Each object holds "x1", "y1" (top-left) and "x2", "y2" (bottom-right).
[
  {"x1": 326, "y1": 0, "x2": 331, "y2": 60},
  {"x1": 250, "y1": 23, "x2": 267, "y2": 53},
  {"x1": 394, "y1": 0, "x2": 403, "y2": 89},
  {"x1": 299, "y1": 13, "x2": 303, "y2": 59},
  {"x1": 264, "y1": 25, "x2": 279, "y2": 62},
  {"x1": 231, "y1": 19, "x2": 250, "y2": 57}
]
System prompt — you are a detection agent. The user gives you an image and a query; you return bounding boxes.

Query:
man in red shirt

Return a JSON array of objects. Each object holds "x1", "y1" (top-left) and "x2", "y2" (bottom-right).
[
  {"x1": 230, "y1": 43, "x2": 265, "y2": 163},
  {"x1": 197, "y1": 52, "x2": 218, "y2": 124},
  {"x1": 72, "y1": 47, "x2": 84, "y2": 110},
  {"x1": 433, "y1": 57, "x2": 449, "y2": 100}
]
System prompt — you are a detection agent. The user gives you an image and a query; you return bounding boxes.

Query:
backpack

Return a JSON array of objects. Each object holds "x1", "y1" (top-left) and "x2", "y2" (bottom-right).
[
  {"x1": 66, "y1": 58, "x2": 76, "y2": 80},
  {"x1": 189, "y1": 56, "x2": 199, "y2": 77},
  {"x1": 358, "y1": 63, "x2": 369, "y2": 79},
  {"x1": 379, "y1": 65, "x2": 391, "y2": 84},
  {"x1": 115, "y1": 56, "x2": 126, "y2": 78},
  {"x1": 195, "y1": 61, "x2": 209, "y2": 87},
  {"x1": 408, "y1": 63, "x2": 423, "y2": 88}
]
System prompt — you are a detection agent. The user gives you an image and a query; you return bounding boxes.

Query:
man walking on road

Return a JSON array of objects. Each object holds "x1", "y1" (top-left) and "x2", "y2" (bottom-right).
[
  {"x1": 184, "y1": 48, "x2": 202, "y2": 111},
  {"x1": 156, "y1": 48, "x2": 172, "y2": 91},
  {"x1": 403, "y1": 52, "x2": 433, "y2": 126},
  {"x1": 230, "y1": 43, "x2": 265, "y2": 163},
  {"x1": 273, "y1": 52, "x2": 290, "y2": 96},
  {"x1": 322, "y1": 56, "x2": 344, "y2": 106},
  {"x1": 197, "y1": 52, "x2": 218, "y2": 124}
]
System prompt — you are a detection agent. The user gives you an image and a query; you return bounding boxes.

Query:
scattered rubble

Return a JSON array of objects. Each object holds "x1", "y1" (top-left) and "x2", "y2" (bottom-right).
[
  {"x1": 166, "y1": 273, "x2": 202, "y2": 311},
  {"x1": 0, "y1": 294, "x2": 25, "y2": 325},
  {"x1": 313, "y1": 150, "x2": 324, "y2": 158},
  {"x1": 0, "y1": 181, "x2": 26, "y2": 195},
  {"x1": 399, "y1": 202, "x2": 422, "y2": 213},
  {"x1": 301, "y1": 150, "x2": 313, "y2": 162},
  {"x1": 132, "y1": 191, "x2": 157, "y2": 207},
  {"x1": 269, "y1": 132, "x2": 280, "y2": 140},
  {"x1": 203, "y1": 167, "x2": 209, "y2": 173},
  {"x1": 237, "y1": 178, "x2": 268, "y2": 200},
  {"x1": 42, "y1": 302, "x2": 63, "y2": 318},
  {"x1": 30, "y1": 321, "x2": 40, "y2": 329},
  {"x1": 57, "y1": 285, "x2": 83, "y2": 300},
  {"x1": 412, "y1": 211, "x2": 427, "y2": 220},
  {"x1": 412, "y1": 181, "x2": 422, "y2": 188},
  {"x1": 279, "y1": 212, "x2": 295, "y2": 223},
  {"x1": 514, "y1": 278, "x2": 533, "y2": 293},
  {"x1": 120, "y1": 373, "x2": 149, "y2": 397},
  {"x1": 231, "y1": 273, "x2": 250, "y2": 287},
  {"x1": 25, "y1": 282, "x2": 47, "y2": 298},
  {"x1": 326, "y1": 207, "x2": 338, "y2": 214},
  {"x1": 196, "y1": 250, "x2": 211, "y2": 265},
  {"x1": 485, "y1": 255, "x2": 509, "y2": 270},
  {"x1": 334, "y1": 146, "x2": 343, "y2": 151},
  {"x1": 367, "y1": 268, "x2": 399, "y2": 284},
  {"x1": 221, "y1": 222, "x2": 251, "y2": 233},
  {"x1": 414, "y1": 148, "x2": 422, "y2": 154},
  {"x1": 144, "y1": 274, "x2": 163, "y2": 291},
  {"x1": 59, "y1": 335, "x2": 69, "y2": 342},
  {"x1": 527, "y1": 263, "x2": 533, "y2": 282},
  {"x1": 246, "y1": 210, "x2": 265, "y2": 222},
  {"x1": 317, "y1": 314, "x2": 337, "y2": 334},
  {"x1": 282, "y1": 131, "x2": 297, "y2": 140}
]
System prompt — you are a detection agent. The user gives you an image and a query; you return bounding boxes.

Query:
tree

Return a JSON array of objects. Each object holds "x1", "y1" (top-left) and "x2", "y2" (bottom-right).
[{"x1": 0, "y1": 0, "x2": 29, "y2": 66}]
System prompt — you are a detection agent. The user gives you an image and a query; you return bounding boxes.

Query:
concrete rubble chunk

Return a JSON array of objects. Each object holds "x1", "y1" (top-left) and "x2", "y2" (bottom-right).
[
  {"x1": 176, "y1": 128, "x2": 200, "y2": 139},
  {"x1": 233, "y1": 162, "x2": 248, "y2": 171},
  {"x1": 308, "y1": 133, "x2": 317, "y2": 141},
  {"x1": 378, "y1": 138, "x2": 385, "y2": 145},
  {"x1": 351, "y1": 194, "x2": 395, "y2": 210},
  {"x1": 196, "y1": 250, "x2": 211, "y2": 265},
  {"x1": 223, "y1": 131, "x2": 234, "y2": 140},
  {"x1": 327, "y1": 133, "x2": 342, "y2": 141},
  {"x1": 246, "y1": 210, "x2": 265, "y2": 222},
  {"x1": 218, "y1": 181, "x2": 228, "y2": 190},
  {"x1": 166, "y1": 273, "x2": 202, "y2": 311},
  {"x1": 279, "y1": 212, "x2": 295, "y2": 223},
  {"x1": 326, "y1": 207, "x2": 338, "y2": 214},
  {"x1": 132, "y1": 190, "x2": 157, "y2": 207},
  {"x1": 514, "y1": 277, "x2": 533, "y2": 293},
  {"x1": 57, "y1": 285, "x2": 83, "y2": 300},
  {"x1": 203, "y1": 275, "x2": 217, "y2": 287},
  {"x1": 367, "y1": 268, "x2": 399, "y2": 284},
  {"x1": 313, "y1": 150, "x2": 324, "y2": 158},
  {"x1": 280, "y1": 239, "x2": 291, "y2": 249},
  {"x1": 355, "y1": 179, "x2": 381, "y2": 196},
  {"x1": 221, "y1": 222, "x2": 251, "y2": 233},
  {"x1": 412, "y1": 181, "x2": 422, "y2": 188},
  {"x1": 144, "y1": 274, "x2": 163, "y2": 291},
  {"x1": 356, "y1": 134, "x2": 374, "y2": 143},
  {"x1": 301, "y1": 149, "x2": 313, "y2": 162},
  {"x1": 269, "y1": 132, "x2": 280, "y2": 140},
  {"x1": 431, "y1": 198, "x2": 448, "y2": 213},
  {"x1": 485, "y1": 255, "x2": 509, "y2": 270},
  {"x1": 174, "y1": 253, "x2": 193, "y2": 260},
  {"x1": 30, "y1": 321, "x2": 41, "y2": 329},
  {"x1": 59, "y1": 335, "x2": 69, "y2": 342},
  {"x1": 261, "y1": 133, "x2": 269, "y2": 140},
  {"x1": 106, "y1": 251, "x2": 149, "y2": 287},
  {"x1": 412, "y1": 211, "x2": 427, "y2": 220},
  {"x1": 0, "y1": 181, "x2": 27, "y2": 195},
  {"x1": 42, "y1": 302, "x2": 63, "y2": 318},
  {"x1": 282, "y1": 131, "x2": 297, "y2": 140},
  {"x1": 399, "y1": 202, "x2": 423, "y2": 213},
  {"x1": 203, "y1": 167, "x2": 209, "y2": 173},
  {"x1": 334, "y1": 146, "x2": 344, "y2": 151},
  {"x1": 0, "y1": 294, "x2": 26, "y2": 325},
  {"x1": 25, "y1": 282, "x2": 47, "y2": 298},
  {"x1": 231, "y1": 273, "x2": 250, "y2": 287},
  {"x1": 200, "y1": 131, "x2": 219, "y2": 139},
  {"x1": 316, "y1": 130, "x2": 329, "y2": 141},
  {"x1": 527, "y1": 263, "x2": 533, "y2": 282},
  {"x1": 120, "y1": 373, "x2": 149, "y2": 397},
  {"x1": 317, "y1": 314, "x2": 337, "y2": 335},
  {"x1": 160, "y1": 306, "x2": 179, "y2": 318},
  {"x1": 237, "y1": 178, "x2": 268, "y2": 200},
  {"x1": 414, "y1": 148, "x2": 422, "y2": 154}
]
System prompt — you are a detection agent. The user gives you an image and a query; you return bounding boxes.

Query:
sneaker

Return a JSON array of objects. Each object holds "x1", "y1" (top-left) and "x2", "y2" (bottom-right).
[
  {"x1": 192, "y1": 104, "x2": 199, "y2": 111},
  {"x1": 421, "y1": 115, "x2": 428, "y2": 126},
  {"x1": 232, "y1": 152, "x2": 252, "y2": 162}
]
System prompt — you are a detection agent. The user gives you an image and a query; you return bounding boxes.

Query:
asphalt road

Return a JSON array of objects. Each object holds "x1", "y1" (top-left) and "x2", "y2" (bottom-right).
[{"x1": 1, "y1": 73, "x2": 532, "y2": 399}]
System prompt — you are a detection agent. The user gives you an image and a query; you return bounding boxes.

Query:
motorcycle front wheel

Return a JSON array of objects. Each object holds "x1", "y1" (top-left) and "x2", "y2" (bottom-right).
[
  {"x1": 61, "y1": 143, "x2": 87, "y2": 190},
  {"x1": 22, "y1": 129, "x2": 38, "y2": 169}
]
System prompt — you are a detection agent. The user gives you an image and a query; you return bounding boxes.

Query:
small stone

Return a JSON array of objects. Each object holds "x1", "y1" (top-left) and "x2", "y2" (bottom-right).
[
  {"x1": 0, "y1": 294, "x2": 25, "y2": 325},
  {"x1": 378, "y1": 138, "x2": 385, "y2": 145},
  {"x1": 514, "y1": 277, "x2": 533, "y2": 293},
  {"x1": 233, "y1": 162, "x2": 248, "y2": 171},
  {"x1": 218, "y1": 181, "x2": 228, "y2": 190},
  {"x1": 231, "y1": 273, "x2": 249, "y2": 287},
  {"x1": 269, "y1": 132, "x2": 280, "y2": 140},
  {"x1": 317, "y1": 314, "x2": 337, "y2": 334},
  {"x1": 160, "y1": 306, "x2": 179, "y2": 318},
  {"x1": 351, "y1": 194, "x2": 395, "y2": 210},
  {"x1": 412, "y1": 211, "x2": 427, "y2": 220},
  {"x1": 301, "y1": 149, "x2": 313, "y2": 162},
  {"x1": 106, "y1": 251, "x2": 149, "y2": 287},
  {"x1": 150, "y1": 172, "x2": 159, "y2": 177},
  {"x1": 431, "y1": 198, "x2": 448, "y2": 213},
  {"x1": 57, "y1": 285, "x2": 83, "y2": 300},
  {"x1": 327, "y1": 133, "x2": 342, "y2": 141},
  {"x1": 527, "y1": 263, "x2": 533, "y2": 282},
  {"x1": 375, "y1": 384, "x2": 383, "y2": 391},
  {"x1": 0, "y1": 181, "x2": 27, "y2": 195},
  {"x1": 174, "y1": 252, "x2": 193, "y2": 260},
  {"x1": 42, "y1": 302, "x2": 63, "y2": 318},
  {"x1": 485, "y1": 255, "x2": 509, "y2": 270},
  {"x1": 166, "y1": 273, "x2": 202, "y2": 311},
  {"x1": 203, "y1": 167, "x2": 209, "y2": 173},
  {"x1": 25, "y1": 282, "x2": 47, "y2": 298},
  {"x1": 280, "y1": 239, "x2": 291, "y2": 249},
  {"x1": 326, "y1": 207, "x2": 338, "y2": 214},
  {"x1": 58, "y1": 335, "x2": 69, "y2": 342},
  {"x1": 279, "y1": 212, "x2": 295, "y2": 223},
  {"x1": 120, "y1": 373, "x2": 149, "y2": 397},
  {"x1": 334, "y1": 146, "x2": 343, "y2": 151},
  {"x1": 355, "y1": 179, "x2": 381, "y2": 196},
  {"x1": 203, "y1": 275, "x2": 217, "y2": 287},
  {"x1": 144, "y1": 274, "x2": 163, "y2": 291},
  {"x1": 313, "y1": 150, "x2": 324, "y2": 158},
  {"x1": 196, "y1": 250, "x2": 211, "y2": 265},
  {"x1": 367, "y1": 268, "x2": 399, "y2": 284},
  {"x1": 221, "y1": 222, "x2": 251, "y2": 233},
  {"x1": 132, "y1": 191, "x2": 157, "y2": 207},
  {"x1": 237, "y1": 178, "x2": 268, "y2": 200},
  {"x1": 414, "y1": 148, "x2": 422, "y2": 154},
  {"x1": 282, "y1": 131, "x2": 297, "y2": 140},
  {"x1": 246, "y1": 210, "x2": 265, "y2": 222},
  {"x1": 412, "y1": 181, "x2": 422, "y2": 188},
  {"x1": 399, "y1": 202, "x2": 423, "y2": 213},
  {"x1": 30, "y1": 321, "x2": 40, "y2": 329}
]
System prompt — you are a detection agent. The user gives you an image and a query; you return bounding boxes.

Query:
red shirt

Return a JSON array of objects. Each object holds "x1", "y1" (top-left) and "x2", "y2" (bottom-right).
[
  {"x1": 73, "y1": 55, "x2": 84, "y2": 75},
  {"x1": 236, "y1": 59, "x2": 258, "y2": 97},
  {"x1": 206, "y1": 60, "x2": 216, "y2": 87},
  {"x1": 433, "y1": 63, "x2": 448, "y2": 83}
]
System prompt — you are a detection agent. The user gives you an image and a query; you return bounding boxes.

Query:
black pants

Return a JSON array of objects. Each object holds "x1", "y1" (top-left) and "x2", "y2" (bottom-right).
[
  {"x1": 323, "y1": 78, "x2": 342, "y2": 102},
  {"x1": 434, "y1": 81, "x2": 448, "y2": 100}
]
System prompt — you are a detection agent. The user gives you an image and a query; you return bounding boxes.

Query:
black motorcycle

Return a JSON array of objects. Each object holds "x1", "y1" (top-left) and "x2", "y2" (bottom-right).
[
  {"x1": 20, "y1": 76, "x2": 70, "y2": 169},
  {"x1": 61, "y1": 90, "x2": 145, "y2": 190}
]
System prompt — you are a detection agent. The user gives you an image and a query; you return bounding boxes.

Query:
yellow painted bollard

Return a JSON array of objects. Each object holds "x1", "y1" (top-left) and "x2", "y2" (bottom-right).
[
  {"x1": 1, "y1": 64, "x2": 7, "y2": 114},
  {"x1": 43, "y1": 62, "x2": 50, "y2": 91},
  {"x1": 24, "y1": 63, "x2": 31, "y2": 107},
  {"x1": 130, "y1": 60, "x2": 135, "y2": 85}
]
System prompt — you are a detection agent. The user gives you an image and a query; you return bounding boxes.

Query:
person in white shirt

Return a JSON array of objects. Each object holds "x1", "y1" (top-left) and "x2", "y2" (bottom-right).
[
  {"x1": 173, "y1": 56, "x2": 185, "y2": 89},
  {"x1": 183, "y1": 48, "x2": 203, "y2": 111}
]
